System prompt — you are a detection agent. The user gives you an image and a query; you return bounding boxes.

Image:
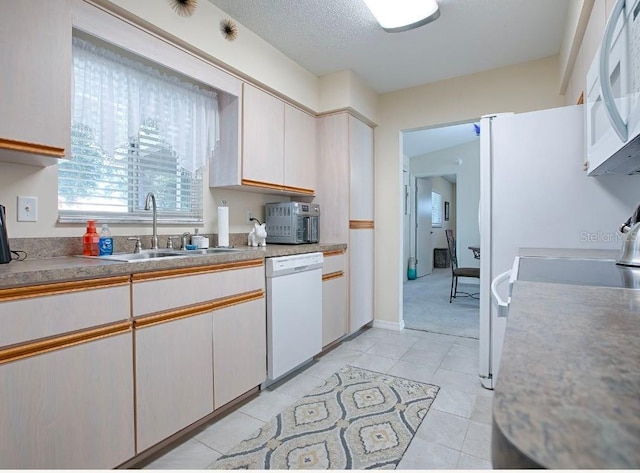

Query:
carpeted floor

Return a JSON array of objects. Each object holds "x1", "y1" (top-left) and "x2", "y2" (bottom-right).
[
  {"x1": 208, "y1": 366, "x2": 439, "y2": 470},
  {"x1": 403, "y1": 268, "x2": 479, "y2": 339}
]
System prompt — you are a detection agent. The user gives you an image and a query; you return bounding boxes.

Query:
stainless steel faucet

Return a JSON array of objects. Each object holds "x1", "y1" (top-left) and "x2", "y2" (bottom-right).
[{"x1": 144, "y1": 192, "x2": 159, "y2": 250}]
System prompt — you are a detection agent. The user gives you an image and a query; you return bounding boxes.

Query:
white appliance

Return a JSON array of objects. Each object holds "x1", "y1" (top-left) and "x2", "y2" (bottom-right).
[
  {"x1": 479, "y1": 105, "x2": 640, "y2": 389},
  {"x1": 265, "y1": 252, "x2": 323, "y2": 384},
  {"x1": 586, "y1": 0, "x2": 640, "y2": 175}
]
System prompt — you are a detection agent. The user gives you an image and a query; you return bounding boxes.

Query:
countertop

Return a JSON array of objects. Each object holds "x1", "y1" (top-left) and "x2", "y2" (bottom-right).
[
  {"x1": 518, "y1": 247, "x2": 620, "y2": 260},
  {"x1": 492, "y1": 251, "x2": 640, "y2": 469},
  {"x1": 0, "y1": 243, "x2": 347, "y2": 289}
]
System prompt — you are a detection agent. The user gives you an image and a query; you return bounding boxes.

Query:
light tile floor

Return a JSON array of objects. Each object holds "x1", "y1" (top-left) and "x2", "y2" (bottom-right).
[{"x1": 140, "y1": 327, "x2": 493, "y2": 470}]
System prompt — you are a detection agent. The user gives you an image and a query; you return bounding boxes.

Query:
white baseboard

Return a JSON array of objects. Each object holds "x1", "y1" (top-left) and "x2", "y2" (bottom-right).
[{"x1": 372, "y1": 319, "x2": 405, "y2": 332}]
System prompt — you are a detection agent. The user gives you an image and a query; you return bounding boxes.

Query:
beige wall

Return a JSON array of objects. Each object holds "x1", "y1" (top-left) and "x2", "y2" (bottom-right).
[
  {"x1": 374, "y1": 56, "x2": 566, "y2": 326},
  {"x1": 99, "y1": 0, "x2": 321, "y2": 112}
]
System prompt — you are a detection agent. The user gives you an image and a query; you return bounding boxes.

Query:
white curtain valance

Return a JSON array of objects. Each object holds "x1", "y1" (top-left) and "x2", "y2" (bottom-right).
[{"x1": 72, "y1": 36, "x2": 219, "y2": 173}]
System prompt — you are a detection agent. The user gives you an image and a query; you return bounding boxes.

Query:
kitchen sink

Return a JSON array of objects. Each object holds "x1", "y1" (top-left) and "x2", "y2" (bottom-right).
[
  {"x1": 181, "y1": 247, "x2": 246, "y2": 255},
  {"x1": 85, "y1": 249, "x2": 190, "y2": 262},
  {"x1": 78, "y1": 247, "x2": 246, "y2": 262}
]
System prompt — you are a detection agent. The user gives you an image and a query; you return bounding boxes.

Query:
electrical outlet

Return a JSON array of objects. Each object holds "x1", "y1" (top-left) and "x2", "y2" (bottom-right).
[
  {"x1": 246, "y1": 210, "x2": 254, "y2": 224},
  {"x1": 17, "y1": 196, "x2": 38, "y2": 222}
]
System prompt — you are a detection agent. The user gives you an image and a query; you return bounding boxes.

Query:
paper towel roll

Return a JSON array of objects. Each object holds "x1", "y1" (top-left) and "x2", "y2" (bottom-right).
[{"x1": 217, "y1": 205, "x2": 229, "y2": 247}]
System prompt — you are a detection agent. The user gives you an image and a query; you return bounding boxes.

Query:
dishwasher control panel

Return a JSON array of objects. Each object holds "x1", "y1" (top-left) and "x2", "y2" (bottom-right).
[{"x1": 266, "y1": 252, "x2": 324, "y2": 277}]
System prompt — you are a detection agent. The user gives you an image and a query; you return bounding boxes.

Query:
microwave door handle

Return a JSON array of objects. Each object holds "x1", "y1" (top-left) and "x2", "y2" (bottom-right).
[
  {"x1": 599, "y1": 0, "x2": 628, "y2": 143},
  {"x1": 303, "y1": 216, "x2": 310, "y2": 241}
]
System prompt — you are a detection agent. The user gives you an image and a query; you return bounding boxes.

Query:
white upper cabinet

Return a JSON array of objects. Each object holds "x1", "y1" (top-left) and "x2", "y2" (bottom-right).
[
  {"x1": 0, "y1": 0, "x2": 71, "y2": 166},
  {"x1": 284, "y1": 103, "x2": 317, "y2": 193},
  {"x1": 210, "y1": 82, "x2": 316, "y2": 196},
  {"x1": 242, "y1": 83, "x2": 285, "y2": 186},
  {"x1": 349, "y1": 116, "x2": 375, "y2": 220}
]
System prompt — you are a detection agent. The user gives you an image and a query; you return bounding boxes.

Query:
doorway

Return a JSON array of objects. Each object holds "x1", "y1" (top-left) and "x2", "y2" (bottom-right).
[{"x1": 401, "y1": 121, "x2": 481, "y2": 339}]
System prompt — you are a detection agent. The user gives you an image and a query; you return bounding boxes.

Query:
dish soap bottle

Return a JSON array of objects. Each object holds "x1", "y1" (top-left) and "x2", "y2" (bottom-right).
[
  {"x1": 99, "y1": 223, "x2": 113, "y2": 256},
  {"x1": 82, "y1": 220, "x2": 100, "y2": 256}
]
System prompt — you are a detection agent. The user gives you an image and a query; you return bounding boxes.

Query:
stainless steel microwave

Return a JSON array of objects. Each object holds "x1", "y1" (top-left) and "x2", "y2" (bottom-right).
[{"x1": 265, "y1": 202, "x2": 320, "y2": 244}]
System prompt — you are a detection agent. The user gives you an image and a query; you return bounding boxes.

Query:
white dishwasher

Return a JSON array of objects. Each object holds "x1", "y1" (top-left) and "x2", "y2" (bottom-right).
[{"x1": 265, "y1": 252, "x2": 323, "y2": 384}]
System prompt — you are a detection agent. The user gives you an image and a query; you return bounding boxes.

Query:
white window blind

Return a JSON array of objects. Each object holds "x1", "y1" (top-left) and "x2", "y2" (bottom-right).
[
  {"x1": 432, "y1": 191, "x2": 442, "y2": 227},
  {"x1": 58, "y1": 36, "x2": 219, "y2": 223}
]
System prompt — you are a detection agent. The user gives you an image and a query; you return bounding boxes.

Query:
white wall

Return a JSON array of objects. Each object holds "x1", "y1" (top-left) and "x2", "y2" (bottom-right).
[
  {"x1": 429, "y1": 176, "x2": 455, "y2": 256},
  {"x1": 411, "y1": 141, "x2": 480, "y2": 269}
]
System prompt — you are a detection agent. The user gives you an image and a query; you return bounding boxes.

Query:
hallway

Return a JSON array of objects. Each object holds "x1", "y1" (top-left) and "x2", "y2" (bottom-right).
[{"x1": 403, "y1": 268, "x2": 479, "y2": 339}]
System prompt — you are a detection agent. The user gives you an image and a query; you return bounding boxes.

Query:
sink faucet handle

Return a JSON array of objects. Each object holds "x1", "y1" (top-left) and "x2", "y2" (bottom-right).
[
  {"x1": 127, "y1": 237, "x2": 142, "y2": 253},
  {"x1": 166, "y1": 236, "x2": 175, "y2": 249}
]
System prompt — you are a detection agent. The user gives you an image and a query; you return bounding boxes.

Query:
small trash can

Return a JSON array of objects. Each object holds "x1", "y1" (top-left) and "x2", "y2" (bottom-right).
[
  {"x1": 434, "y1": 248, "x2": 450, "y2": 268},
  {"x1": 407, "y1": 257, "x2": 417, "y2": 280}
]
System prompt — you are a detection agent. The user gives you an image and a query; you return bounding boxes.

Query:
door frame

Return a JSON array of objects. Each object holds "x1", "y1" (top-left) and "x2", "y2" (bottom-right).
[{"x1": 414, "y1": 176, "x2": 433, "y2": 277}]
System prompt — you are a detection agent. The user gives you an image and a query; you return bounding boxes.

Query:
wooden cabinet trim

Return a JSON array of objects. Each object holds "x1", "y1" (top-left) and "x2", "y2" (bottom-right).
[
  {"x1": 131, "y1": 259, "x2": 264, "y2": 282},
  {"x1": 0, "y1": 321, "x2": 131, "y2": 365},
  {"x1": 281, "y1": 184, "x2": 315, "y2": 195},
  {"x1": 349, "y1": 220, "x2": 375, "y2": 229},
  {"x1": 323, "y1": 249, "x2": 346, "y2": 257},
  {"x1": 240, "y1": 179, "x2": 314, "y2": 196},
  {"x1": 322, "y1": 271, "x2": 344, "y2": 282},
  {"x1": 135, "y1": 290, "x2": 265, "y2": 329},
  {"x1": 241, "y1": 178, "x2": 284, "y2": 192},
  {"x1": 0, "y1": 275, "x2": 131, "y2": 302},
  {"x1": 0, "y1": 137, "x2": 65, "y2": 158}
]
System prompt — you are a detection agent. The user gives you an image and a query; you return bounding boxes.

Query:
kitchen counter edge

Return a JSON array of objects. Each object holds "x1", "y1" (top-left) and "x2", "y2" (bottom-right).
[
  {"x1": 0, "y1": 243, "x2": 347, "y2": 289},
  {"x1": 492, "y1": 277, "x2": 640, "y2": 469}
]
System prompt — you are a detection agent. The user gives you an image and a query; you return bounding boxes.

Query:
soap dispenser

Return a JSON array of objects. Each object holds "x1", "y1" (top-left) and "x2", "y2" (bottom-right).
[{"x1": 82, "y1": 220, "x2": 100, "y2": 256}]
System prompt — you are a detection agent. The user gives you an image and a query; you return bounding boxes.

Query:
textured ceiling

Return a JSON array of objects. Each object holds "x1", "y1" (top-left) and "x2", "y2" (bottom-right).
[
  {"x1": 207, "y1": 0, "x2": 571, "y2": 94},
  {"x1": 404, "y1": 122, "x2": 480, "y2": 158}
]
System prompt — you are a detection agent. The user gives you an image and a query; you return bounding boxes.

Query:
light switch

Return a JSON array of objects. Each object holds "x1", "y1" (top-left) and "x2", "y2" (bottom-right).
[{"x1": 17, "y1": 196, "x2": 38, "y2": 222}]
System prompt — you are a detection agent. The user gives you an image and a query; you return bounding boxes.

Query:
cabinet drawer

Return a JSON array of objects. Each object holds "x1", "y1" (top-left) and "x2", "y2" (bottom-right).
[
  {"x1": 0, "y1": 277, "x2": 130, "y2": 348},
  {"x1": 132, "y1": 261, "x2": 264, "y2": 317},
  {"x1": 322, "y1": 251, "x2": 346, "y2": 275}
]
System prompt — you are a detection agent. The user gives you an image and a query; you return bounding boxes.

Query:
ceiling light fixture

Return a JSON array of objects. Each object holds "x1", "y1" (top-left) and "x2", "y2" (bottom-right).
[{"x1": 363, "y1": 0, "x2": 440, "y2": 32}]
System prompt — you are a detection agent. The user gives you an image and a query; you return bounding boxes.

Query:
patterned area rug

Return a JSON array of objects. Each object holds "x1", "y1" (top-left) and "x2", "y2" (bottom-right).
[{"x1": 208, "y1": 366, "x2": 439, "y2": 470}]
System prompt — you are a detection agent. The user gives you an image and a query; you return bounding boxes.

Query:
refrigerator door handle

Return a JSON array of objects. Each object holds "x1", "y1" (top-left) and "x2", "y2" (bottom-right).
[
  {"x1": 491, "y1": 270, "x2": 512, "y2": 318},
  {"x1": 599, "y1": 0, "x2": 628, "y2": 142}
]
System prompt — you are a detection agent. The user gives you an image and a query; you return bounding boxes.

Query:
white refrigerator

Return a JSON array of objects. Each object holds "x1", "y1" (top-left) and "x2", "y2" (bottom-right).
[{"x1": 478, "y1": 104, "x2": 640, "y2": 389}]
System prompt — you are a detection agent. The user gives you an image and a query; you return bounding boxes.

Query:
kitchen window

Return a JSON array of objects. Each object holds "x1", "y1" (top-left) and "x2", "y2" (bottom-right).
[{"x1": 58, "y1": 35, "x2": 219, "y2": 224}]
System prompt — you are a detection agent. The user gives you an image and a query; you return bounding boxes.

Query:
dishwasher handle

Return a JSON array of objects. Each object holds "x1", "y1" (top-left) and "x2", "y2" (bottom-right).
[{"x1": 491, "y1": 270, "x2": 512, "y2": 318}]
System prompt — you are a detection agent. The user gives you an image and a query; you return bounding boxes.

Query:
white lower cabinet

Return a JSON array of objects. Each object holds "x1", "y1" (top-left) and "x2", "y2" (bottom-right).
[
  {"x1": 135, "y1": 310, "x2": 214, "y2": 453},
  {"x1": 349, "y1": 228, "x2": 375, "y2": 332},
  {"x1": 0, "y1": 331, "x2": 135, "y2": 469},
  {"x1": 133, "y1": 260, "x2": 266, "y2": 452},
  {"x1": 322, "y1": 251, "x2": 348, "y2": 347},
  {"x1": 0, "y1": 261, "x2": 267, "y2": 466},
  {"x1": 213, "y1": 297, "x2": 266, "y2": 409}
]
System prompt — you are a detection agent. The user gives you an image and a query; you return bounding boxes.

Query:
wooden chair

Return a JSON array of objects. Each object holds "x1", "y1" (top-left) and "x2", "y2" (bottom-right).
[{"x1": 445, "y1": 230, "x2": 480, "y2": 303}]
